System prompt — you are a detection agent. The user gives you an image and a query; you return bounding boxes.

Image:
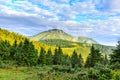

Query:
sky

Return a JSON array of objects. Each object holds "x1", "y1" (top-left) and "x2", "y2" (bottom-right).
[{"x1": 0, "y1": 0, "x2": 120, "y2": 46}]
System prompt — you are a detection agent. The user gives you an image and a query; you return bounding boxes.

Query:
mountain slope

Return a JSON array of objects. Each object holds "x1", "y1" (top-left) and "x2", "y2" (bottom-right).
[
  {"x1": 0, "y1": 28, "x2": 53, "y2": 52},
  {"x1": 30, "y1": 29, "x2": 114, "y2": 55},
  {"x1": 30, "y1": 29, "x2": 97, "y2": 44}
]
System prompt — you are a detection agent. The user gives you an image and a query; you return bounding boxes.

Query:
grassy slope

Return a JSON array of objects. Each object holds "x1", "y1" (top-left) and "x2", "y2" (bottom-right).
[
  {"x1": 0, "y1": 67, "x2": 77, "y2": 80},
  {"x1": 30, "y1": 29, "x2": 74, "y2": 41},
  {"x1": 30, "y1": 29, "x2": 97, "y2": 44}
]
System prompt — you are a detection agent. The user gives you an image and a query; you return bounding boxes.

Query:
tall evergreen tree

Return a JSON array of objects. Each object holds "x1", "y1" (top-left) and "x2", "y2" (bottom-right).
[
  {"x1": 103, "y1": 53, "x2": 108, "y2": 65},
  {"x1": 10, "y1": 40, "x2": 17, "y2": 60},
  {"x1": 15, "y1": 39, "x2": 38, "y2": 66},
  {"x1": 78, "y1": 53, "x2": 84, "y2": 67},
  {"x1": 71, "y1": 50, "x2": 79, "y2": 68},
  {"x1": 110, "y1": 41, "x2": 120, "y2": 64},
  {"x1": 46, "y1": 48, "x2": 53, "y2": 65},
  {"x1": 57, "y1": 47, "x2": 64, "y2": 65},
  {"x1": 53, "y1": 48, "x2": 58, "y2": 65},
  {"x1": 38, "y1": 47, "x2": 46, "y2": 65},
  {"x1": 62, "y1": 54, "x2": 71, "y2": 66},
  {"x1": 0, "y1": 41, "x2": 11, "y2": 60},
  {"x1": 85, "y1": 46, "x2": 103, "y2": 67},
  {"x1": 53, "y1": 47, "x2": 63, "y2": 65}
]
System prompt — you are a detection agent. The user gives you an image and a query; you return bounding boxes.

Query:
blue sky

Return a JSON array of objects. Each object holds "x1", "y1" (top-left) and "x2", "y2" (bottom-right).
[{"x1": 0, "y1": 0, "x2": 120, "y2": 46}]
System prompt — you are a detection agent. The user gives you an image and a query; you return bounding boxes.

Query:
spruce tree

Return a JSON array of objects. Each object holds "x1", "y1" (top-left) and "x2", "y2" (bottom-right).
[
  {"x1": 46, "y1": 48, "x2": 53, "y2": 65},
  {"x1": 57, "y1": 46, "x2": 64, "y2": 65},
  {"x1": 110, "y1": 41, "x2": 120, "y2": 64},
  {"x1": 78, "y1": 54, "x2": 84, "y2": 67},
  {"x1": 85, "y1": 46, "x2": 102, "y2": 67},
  {"x1": 53, "y1": 48, "x2": 58, "y2": 65},
  {"x1": 71, "y1": 50, "x2": 79, "y2": 68},
  {"x1": 0, "y1": 41, "x2": 11, "y2": 60},
  {"x1": 15, "y1": 39, "x2": 38, "y2": 66},
  {"x1": 53, "y1": 47, "x2": 63, "y2": 65},
  {"x1": 38, "y1": 47, "x2": 46, "y2": 65},
  {"x1": 10, "y1": 40, "x2": 17, "y2": 60},
  {"x1": 103, "y1": 53, "x2": 108, "y2": 65}
]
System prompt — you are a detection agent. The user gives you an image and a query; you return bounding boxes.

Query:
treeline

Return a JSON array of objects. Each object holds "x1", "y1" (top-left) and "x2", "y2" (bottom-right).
[
  {"x1": 0, "y1": 37, "x2": 119, "y2": 69},
  {"x1": 0, "y1": 38, "x2": 83, "y2": 67}
]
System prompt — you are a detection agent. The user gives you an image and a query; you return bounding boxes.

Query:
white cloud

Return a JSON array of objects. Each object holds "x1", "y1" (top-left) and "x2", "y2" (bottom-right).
[{"x1": 0, "y1": 0, "x2": 120, "y2": 45}]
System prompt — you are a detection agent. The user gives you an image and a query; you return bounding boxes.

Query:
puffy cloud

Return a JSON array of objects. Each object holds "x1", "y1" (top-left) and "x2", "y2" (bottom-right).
[{"x1": 0, "y1": 0, "x2": 120, "y2": 45}]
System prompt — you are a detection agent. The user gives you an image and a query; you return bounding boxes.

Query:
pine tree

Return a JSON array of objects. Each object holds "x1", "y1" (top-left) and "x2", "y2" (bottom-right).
[
  {"x1": 0, "y1": 41, "x2": 11, "y2": 60},
  {"x1": 103, "y1": 53, "x2": 108, "y2": 65},
  {"x1": 46, "y1": 48, "x2": 53, "y2": 65},
  {"x1": 10, "y1": 40, "x2": 17, "y2": 60},
  {"x1": 62, "y1": 54, "x2": 71, "y2": 66},
  {"x1": 57, "y1": 46, "x2": 64, "y2": 65},
  {"x1": 15, "y1": 39, "x2": 38, "y2": 66},
  {"x1": 53, "y1": 48, "x2": 58, "y2": 65},
  {"x1": 110, "y1": 41, "x2": 120, "y2": 64},
  {"x1": 38, "y1": 47, "x2": 46, "y2": 65},
  {"x1": 85, "y1": 46, "x2": 103, "y2": 67},
  {"x1": 78, "y1": 54, "x2": 84, "y2": 67},
  {"x1": 71, "y1": 50, "x2": 79, "y2": 68},
  {"x1": 53, "y1": 47, "x2": 63, "y2": 65}
]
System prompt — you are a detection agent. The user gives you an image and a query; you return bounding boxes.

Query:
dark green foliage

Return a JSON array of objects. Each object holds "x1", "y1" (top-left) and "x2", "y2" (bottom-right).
[
  {"x1": 15, "y1": 39, "x2": 38, "y2": 66},
  {"x1": 98, "y1": 67, "x2": 113, "y2": 80},
  {"x1": 61, "y1": 54, "x2": 71, "y2": 66},
  {"x1": 52, "y1": 65, "x2": 71, "y2": 73},
  {"x1": 38, "y1": 47, "x2": 46, "y2": 65},
  {"x1": 77, "y1": 64, "x2": 114, "y2": 80},
  {"x1": 46, "y1": 48, "x2": 53, "y2": 65},
  {"x1": 110, "y1": 41, "x2": 120, "y2": 64},
  {"x1": 0, "y1": 41, "x2": 11, "y2": 60},
  {"x1": 53, "y1": 47, "x2": 63, "y2": 65},
  {"x1": 110, "y1": 62, "x2": 120, "y2": 70},
  {"x1": 85, "y1": 46, "x2": 103, "y2": 67},
  {"x1": 10, "y1": 40, "x2": 17, "y2": 60},
  {"x1": 71, "y1": 50, "x2": 80, "y2": 68},
  {"x1": 78, "y1": 54, "x2": 84, "y2": 67},
  {"x1": 87, "y1": 68, "x2": 99, "y2": 80}
]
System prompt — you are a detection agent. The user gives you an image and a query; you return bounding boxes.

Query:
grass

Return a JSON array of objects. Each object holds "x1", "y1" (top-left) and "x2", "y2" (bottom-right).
[{"x1": 0, "y1": 67, "x2": 38, "y2": 80}]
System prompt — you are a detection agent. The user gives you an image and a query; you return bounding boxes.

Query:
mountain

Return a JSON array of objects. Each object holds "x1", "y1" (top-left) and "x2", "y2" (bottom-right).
[
  {"x1": 30, "y1": 29, "x2": 97, "y2": 44},
  {"x1": 30, "y1": 29, "x2": 114, "y2": 55}
]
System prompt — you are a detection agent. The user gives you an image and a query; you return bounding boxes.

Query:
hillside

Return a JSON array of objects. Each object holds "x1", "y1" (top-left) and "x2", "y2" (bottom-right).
[
  {"x1": 0, "y1": 28, "x2": 53, "y2": 52},
  {"x1": 0, "y1": 28, "x2": 114, "y2": 60},
  {"x1": 30, "y1": 29, "x2": 114, "y2": 55},
  {"x1": 30, "y1": 29, "x2": 97, "y2": 44}
]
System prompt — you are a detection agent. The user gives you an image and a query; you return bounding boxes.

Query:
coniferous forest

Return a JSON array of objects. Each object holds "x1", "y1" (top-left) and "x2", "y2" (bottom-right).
[{"x1": 0, "y1": 28, "x2": 120, "y2": 80}]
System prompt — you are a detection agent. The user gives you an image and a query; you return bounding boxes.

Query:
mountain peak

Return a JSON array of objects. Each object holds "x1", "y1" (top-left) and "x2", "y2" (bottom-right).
[
  {"x1": 30, "y1": 29, "x2": 98, "y2": 44},
  {"x1": 47, "y1": 29, "x2": 64, "y2": 33}
]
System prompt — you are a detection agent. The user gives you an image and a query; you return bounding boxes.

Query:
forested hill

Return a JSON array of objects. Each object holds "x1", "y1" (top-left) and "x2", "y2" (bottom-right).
[
  {"x1": 0, "y1": 28, "x2": 25, "y2": 45},
  {"x1": 0, "y1": 28, "x2": 52, "y2": 52}
]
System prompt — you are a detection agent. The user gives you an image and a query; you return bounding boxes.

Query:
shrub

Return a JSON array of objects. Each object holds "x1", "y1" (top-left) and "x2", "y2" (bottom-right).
[
  {"x1": 110, "y1": 62, "x2": 120, "y2": 70},
  {"x1": 52, "y1": 65, "x2": 72, "y2": 73}
]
